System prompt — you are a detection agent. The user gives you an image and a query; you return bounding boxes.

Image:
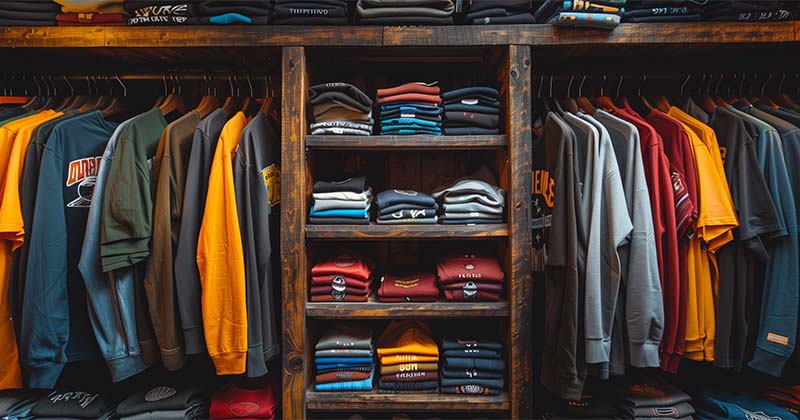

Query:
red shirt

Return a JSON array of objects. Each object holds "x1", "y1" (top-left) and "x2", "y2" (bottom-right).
[
  {"x1": 211, "y1": 375, "x2": 279, "y2": 420},
  {"x1": 436, "y1": 253, "x2": 504, "y2": 285},
  {"x1": 311, "y1": 256, "x2": 372, "y2": 281},
  {"x1": 378, "y1": 272, "x2": 439, "y2": 302}
]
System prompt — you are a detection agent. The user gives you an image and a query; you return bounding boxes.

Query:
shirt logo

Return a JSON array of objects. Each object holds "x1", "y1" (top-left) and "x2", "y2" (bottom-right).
[
  {"x1": 229, "y1": 402, "x2": 261, "y2": 417},
  {"x1": 66, "y1": 157, "x2": 102, "y2": 187},
  {"x1": 767, "y1": 332, "x2": 789, "y2": 346},
  {"x1": 67, "y1": 177, "x2": 97, "y2": 208},
  {"x1": 461, "y1": 385, "x2": 485, "y2": 394},
  {"x1": 261, "y1": 164, "x2": 281, "y2": 207},
  {"x1": 463, "y1": 281, "x2": 478, "y2": 299},
  {"x1": 145, "y1": 387, "x2": 176, "y2": 402},
  {"x1": 394, "y1": 189, "x2": 418, "y2": 196},
  {"x1": 331, "y1": 275, "x2": 346, "y2": 286},
  {"x1": 48, "y1": 391, "x2": 99, "y2": 409}
]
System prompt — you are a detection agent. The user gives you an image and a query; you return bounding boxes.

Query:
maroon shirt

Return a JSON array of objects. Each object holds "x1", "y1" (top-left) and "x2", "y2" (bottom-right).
[
  {"x1": 378, "y1": 272, "x2": 439, "y2": 302},
  {"x1": 437, "y1": 253, "x2": 504, "y2": 285}
]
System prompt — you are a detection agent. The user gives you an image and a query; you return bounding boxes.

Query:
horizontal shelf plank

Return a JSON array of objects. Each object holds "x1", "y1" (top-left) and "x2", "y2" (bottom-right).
[
  {"x1": 306, "y1": 134, "x2": 507, "y2": 149},
  {"x1": 0, "y1": 23, "x2": 794, "y2": 48},
  {"x1": 306, "y1": 300, "x2": 509, "y2": 318},
  {"x1": 306, "y1": 390, "x2": 509, "y2": 411},
  {"x1": 305, "y1": 223, "x2": 508, "y2": 239}
]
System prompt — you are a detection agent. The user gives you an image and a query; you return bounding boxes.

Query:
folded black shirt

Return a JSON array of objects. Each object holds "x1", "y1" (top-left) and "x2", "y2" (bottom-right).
[
  {"x1": 442, "y1": 338, "x2": 503, "y2": 351},
  {"x1": 465, "y1": 12, "x2": 535, "y2": 24},
  {"x1": 309, "y1": 91, "x2": 372, "y2": 114},
  {"x1": 442, "y1": 348, "x2": 503, "y2": 358},
  {"x1": 444, "y1": 111, "x2": 499, "y2": 129},
  {"x1": 0, "y1": 2, "x2": 62, "y2": 13},
  {"x1": 358, "y1": 15, "x2": 454, "y2": 24},
  {"x1": 442, "y1": 87, "x2": 499, "y2": 101},
  {"x1": 377, "y1": 208, "x2": 438, "y2": 221},
  {"x1": 621, "y1": 402, "x2": 696, "y2": 419},
  {"x1": 440, "y1": 377, "x2": 504, "y2": 388},
  {"x1": 198, "y1": 0, "x2": 271, "y2": 16},
  {"x1": 440, "y1": 367, "x2": 503, "y2": 379},
  {"x1": 31, "y1": 390, "x2": 116, "y2": 419},
  {"x1": 376, "y1": 189, "x2": 437, "y2": 209},
  {"x1": 273, "y1": 3, "x2": 351, "y2": 23},
  {"x1": 379, "y1": 380, "x2": 439, "y2": 390},
  {"x1": 466, "y1": 0, "x2": 532, "y2": 12},
  {"x1": 313, "y1": 176, "x2": 367, "y2": 194},
  {"x1": 443, "y1": 127, "x2": 500, "y2": 135},
  {"x1": 441, "y1": 385, "x2": 502, "y2": 395},
  {"x1": 443, "y1": 103, "x2": 499, "y2": 114},
  {"x1": 116, "y1": 386, "x2": 207, "y2": 416},
  {"x1": 309, "y1": 83, "x2": 373, "y2": 110},
  {"x1": 444, "y1": 357, "x2": 505, "y2": 371},
  {"x1": 378, "y1": 202, "x2": 435, "y2": 216}
]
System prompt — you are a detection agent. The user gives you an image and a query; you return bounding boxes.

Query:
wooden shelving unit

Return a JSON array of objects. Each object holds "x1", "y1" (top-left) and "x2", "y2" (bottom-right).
[
  {"x1": 305, "y1": 223, "x2": 509, "y2": 239},
  {"x1": 306, "y1": 298, "x2": 510, "y2": 319},
  {"x1": 305, "y1": 134, "x2": 508, "y2": 150},
  {"x1": 306, "y1": 390, "x2": 510, "y2": 411}
]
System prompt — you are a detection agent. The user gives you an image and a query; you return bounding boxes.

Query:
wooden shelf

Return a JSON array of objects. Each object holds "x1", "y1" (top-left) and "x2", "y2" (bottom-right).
[
  {"x1": 306, "y1": 299, "x2": 509, "y2": 318},
  {"x1": 0, "y1": 23, "x2": 794, "y2": 48},
  {"x1": 306, "y1": 135, "x2": 507, "y2": 150},
  {"x1": 306, "y1": 390, "x2": 510, "y2": 411},
  {"x1": 305, "y1": 223, "x2": 508, "y2": 239}
]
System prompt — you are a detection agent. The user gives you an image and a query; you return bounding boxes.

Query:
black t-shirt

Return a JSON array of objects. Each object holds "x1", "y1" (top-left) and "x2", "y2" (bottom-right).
[{"x1": 313, "y1": 176, "x2": 367, "y2": 194}]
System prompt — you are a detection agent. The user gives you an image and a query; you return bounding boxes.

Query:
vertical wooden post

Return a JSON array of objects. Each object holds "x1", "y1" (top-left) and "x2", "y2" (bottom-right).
[
  {"x1": 507, "y1": 44, "x2": 533, "y2": 420},
  {"x1": 281, "y1": 45, "x2": 308, "y2": 420}
]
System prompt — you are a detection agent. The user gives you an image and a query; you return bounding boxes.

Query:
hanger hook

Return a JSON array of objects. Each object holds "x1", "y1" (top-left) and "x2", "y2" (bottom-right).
[
  {"x1": 114, "y1": 75, "x2": 127, "y2": 97},
  {"x1": 537, "y1": 74, "x2": 544, "y2": 98},
  {"x1": 578, "y1": 74, "x2": 587, "y2": 97},
  {"x1": 601, "y1": 74, "x2": 606, "y2": 97},
  {"x1": 616, "y1": 74, "x2": 624, "y2": 98},
  {"x1": 247, "y1": 74, "x2": 254, "y2": 98},
  {"x1": 549, "y1": 74, "x2": 554, "y2": 98},
  {"x1": 714, "y1": 73, "x2": 724, "y2": 95},
  {"x1": 762, "y1": 73, "x2": 773, "y2": 95},
  {"x1": 637, "y1": 74, "x2": 646, "y2": 97},
  {"x1": 680, "y1": 74, "x2": 691, "y2": 96},
  {"x1": 566, "y1": 74, "x2": 574, "y2": 98}
]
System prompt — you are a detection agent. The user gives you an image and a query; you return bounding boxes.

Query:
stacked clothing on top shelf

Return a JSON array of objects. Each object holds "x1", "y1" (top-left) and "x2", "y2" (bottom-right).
[
  {"x1": 356, "y1": 0, "x2": 455, "y2": 25},
  {"x1": 462, "y1": 0, "x2": 535, "y2": 24},
  {"x1": 442, "y1": 87, "x2": 501, "y2": 135},
  {"x1": 30, "y1": 390, "x2": 118, "y2": 420},
  {"x1": 617, "y1": 379, "x2": 695, "y2": 420},
  {"x1": 124, "y1": 1, "x2": 201, "y2": 26},
  {"x1": 210, "y1": 375, "x2": 280, "y2": 420},
  {"x1": 309, "y1": 82, "x2": 374, "y2": 135},
  {"x1": 432, "y1": 166, "x2": 505, "y2": 225},
  {"x1": 378, "y1": 270, "x2": 439, "y2": 302},
  {"x1": 272, "y1": 0, "x2": 356, "y2": 24},
  {"x1": 375, "y1": 189, "x2": 438, "y2": 224},
  {"x1": 535, "y1": 0, "x2": 623, "y2": 29},
  {"x1": 56, "y1": 0, "x2": 126, "y2": 26},
  {"x1": 310, "y1": 254, "x2": 374, "y2": 302},
  {"x1": 0, "y1": 1, "x2": 59, "y2": 27},
  {"x1": 377, "y1": 320, "x2": 440, "y2": 394},
  {"x1": 377, "y1": 82, "x2": 443, "y2": 136},
  {"x1": 314, "y1": 324, "x2": 375, "y2": 392},
  {"x1": 437, "y1": 251, "x2": 504, "y2": 301},
  {"x1": 116, "y1": 385, "x2": 209, "y2": 420},
  {"x1": 196, "y1": 0, "x2": 271, "y2": 24},
  {"x1": 623, "y1": 0, "x2": 797, "y2": 23},
  {"x1": 309, "y1": 176, "x2": 373, "y2": 225},
  {"x1": 440, "y1": 338, "x2": 505, "y2": 395}
]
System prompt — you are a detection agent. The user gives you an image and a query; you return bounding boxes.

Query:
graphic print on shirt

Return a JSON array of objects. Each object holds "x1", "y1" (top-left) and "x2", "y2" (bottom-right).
[
  {"x1": 261, "y1": 164, "x2": 281, "y2": 207},
  {"x1": 531, "y1": 167, "x2": 554, "y2": 272},
  {"x1": 65, "y1": 156, "x2": 102, "y2": 208}
]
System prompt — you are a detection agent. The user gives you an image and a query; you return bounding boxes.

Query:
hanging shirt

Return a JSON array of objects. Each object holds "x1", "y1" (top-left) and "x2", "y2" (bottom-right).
[
  {"x1": 174, "y1": 108, "x2": 226, "y2": 355},
  {"x1": 143, "y1": 110, "x2": 200, "y2": 371},
  {"x1": 22, "y1": 111, "x2": 117, "y2": 388},
  {"x1": 197, "y1": 111, "x2": 248, "y2": 375},
  {"x1": 233, "y1": 112, "x2": 281, "y2": 378},
  {"x1": 732, "y1": 105, "x2": 799, "y2": 377},
  {"x1": 0, "y1": 110, "x2": 60, "y2": 390}
]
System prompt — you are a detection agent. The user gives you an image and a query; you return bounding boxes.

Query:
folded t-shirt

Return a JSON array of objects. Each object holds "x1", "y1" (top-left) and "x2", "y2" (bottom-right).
[
  {"x1": 31, "y1": 390, "x2": 116, "y2": 419},
  {"x1": 116, "y1": 386, "x2": 207, "y2": 416},
  {"x1": 315, "y1": 323, "x2": 373, "y2": 351},
  {"x1": 313, "y1": 176, "x2": 367, "y2": 194},
  {"x1": 443, "y1": 357, "x2": 505, "y2": 372},
  {"x1": 197, "y1": 0, "x2": 270, "y2": 16},
  {"x1": 375, "y1": 189, "x2": 437, "y2": 209}
]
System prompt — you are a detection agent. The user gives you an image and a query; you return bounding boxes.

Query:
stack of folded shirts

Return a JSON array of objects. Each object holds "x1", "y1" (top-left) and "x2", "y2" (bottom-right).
[
  {"x1": 272, "y1": 0, "x2": 355, "y2": 24},
  {"x1": 309, "y1": 82, "x2": 374, "y2": 135},
  {"x1": 310, "y1": 176, "x2": 372, "y2": 225},
  {"x1": 432, "y1": 166, "x2": 505, "y2": 225},
  {"x1": 311, "y1": 254, "x2": 373, "y2": 302},
  {"x1": 378, "y1": 270, "x2": 439, "y2": 302},
  {"x1": 0, "y1": 389, "x2": 44, "y2": 420},
  {"x1": 55, "y1": 0, "x2": 126, "y2": 26},
  {"x1": 30, "y1": 390, "x2": 117, "y2": 420},
  {"x1": 197, "y1": 0, "x2": 270, "y2": 24},
  {"x1": 622, "y1": 1, "x2": 702, "y2": 22},
  {"x1": 377, "y1": 82, "x2": 443, "y2": 136},
  {"x1": 618, "y1": 379, "x2": 695, "y2": 420},
  {"x1": 765, "y1": 386, "x2": 800, "y2": 416},
  {"x1": 437, "y1": 251, "x2": 504, "y2": 301},
  {"x1": 463, "y1": 0, "x2": 535, "y2": 24},
  {"x1": 315, "y1": 324, "x2": 375, "y2": 391},
  {"x1": 377, "y1": 320, "x2": 440, "y2": 394},
  {"x1": 442, "y1": 87, "x2": 501, "y2": 135},
  {"x1": 356, "y1": 0, "x2": 455, "y2": 25},
  {"x1": 536, "y1": 0, "x2": 624, "y2": 29},
  {"x1": 375, "y1": 189, "x2": 438, "y2": 224},
  {"x1": 440, "y1": 338, "x2": 505, "y2": 395},
  {"x1": 125, "y1": 1, "x2": 201, "y2": 26},
  {"x1": 0, "y1": 1, "x2": 59, "y2": 26},
  {"x1": 116, "y1": 385, "x2": 209, "y2": 420},
  {"x1": 211, "y1": 374, "x2": 280, "y2": 420}
]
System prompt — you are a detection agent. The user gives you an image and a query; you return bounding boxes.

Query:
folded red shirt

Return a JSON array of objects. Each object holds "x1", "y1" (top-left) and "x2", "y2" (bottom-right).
[
  {"x1": 437, "y1": 252, "x2": 504, "y2": 285},
  {"x1": 210, "y1": 374, "x2": 279, "y2": 420},
  {"x1": 311, "y1": 275, "x2": 371, "y2": 290},
  {"x1": 377, "y1": 82, "x2": 440, "y2": 98},
  {"x1": 443, "y1": 288, "x2": 500, "y2": 302},
  {"x1": 378, "y1": 272, "x2": 439, "y2": 302},
  {"x1": 311, "y1": 294, "x2": 369, "y2": 302},
  {"x1": 376, "y1": 93, "x2": 442, "y2": 106},
  {"x1": 311, "y1": 256, "x2": 372, "y2": 281},
  {"x1": 310, "y1": 285, "x2": 370, "y2": 296}
]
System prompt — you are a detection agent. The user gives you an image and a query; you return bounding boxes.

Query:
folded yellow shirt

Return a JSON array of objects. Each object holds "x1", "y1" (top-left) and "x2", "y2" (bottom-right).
[
  {"x1": 381, "y1": 354, "x2": 439, "y2": 365},
  {"x1": 376, "y1": 320, "x2": 439, "y2": 358}
]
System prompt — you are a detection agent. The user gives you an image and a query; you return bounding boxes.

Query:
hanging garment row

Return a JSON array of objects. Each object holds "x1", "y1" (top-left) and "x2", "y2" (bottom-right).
[
  {"x1": 533, "y1": 72, "x2": 800, "y2": 401},
  {"x1": 0, "y1": 73, "x2": 282, "y2": 391}
]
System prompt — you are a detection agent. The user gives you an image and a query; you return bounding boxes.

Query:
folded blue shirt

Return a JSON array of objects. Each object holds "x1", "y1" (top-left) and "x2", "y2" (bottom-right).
[
  {"x1": 698, "y1": 391, "x2": 797, "y2": 420},
  {"x1": 315, "y1": 370, "x2": 374, "y2": 392},
  {"x1": 317, "y1": 363, "x2": 373, "y2": 371},
  {"x1": 381, "y1": 117, "x2": 441, "y2": 127},
  {"x1": 381, "y1": 129, "x2": 443, "y2": 136},
  {"x1": 209, "y1": 13, "x2": 252, "y2": 24},
  {"x1": 381, "y1": 106, "x2": 442, "y2": 117},
  {"x1": 381, "y1": 103, "x2": 441, "y2": 113},
  {"x1": 310, "y1": 203, "x2": 371, "y2": 218},
  {"x1": 315, "y1": 357, "x2": 374, "y2": 365}
]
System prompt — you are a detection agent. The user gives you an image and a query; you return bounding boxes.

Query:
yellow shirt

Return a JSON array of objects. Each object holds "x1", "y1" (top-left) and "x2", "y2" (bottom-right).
[
  {"x1": 376, "y1": 320, "x2": 439, "y2": 358},
  {"x1": 0, "y1": 110, "x2": 59, "y2": 390},
  {"x1": 668, "y1": 107, "x2": 738, "y2": 362},
  {"x1": 197, "y1": 112, "x2": 248, "y2": 375}
]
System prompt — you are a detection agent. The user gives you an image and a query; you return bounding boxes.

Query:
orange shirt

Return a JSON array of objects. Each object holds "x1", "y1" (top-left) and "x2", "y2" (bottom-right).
[
  {"x1": 197, "y1": 112, "x2": 248, "y2": 375},
  {"x1": 381, "y1": 354, "x2": 439, "y2": 365},
  {"x1": 376, "y1": 320, "x2": 439, "y2": 358}
]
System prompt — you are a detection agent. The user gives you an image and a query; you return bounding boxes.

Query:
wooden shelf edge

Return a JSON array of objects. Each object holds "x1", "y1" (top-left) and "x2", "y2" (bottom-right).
[
  {"x1": 305, "y1": 223, "x2": 509, "y2": 239},
  {"x1": 305, "y1": 134, "x2": 507, "y2": 149},
  {"x1": 306, "y1": 300, "x2": 509, "y2": 318},
  {"x1": 0, "y1": 22, "x2": 795, "y2": 48},
  {"x1": 306, "y1": 390, "x2": 510, "y2": 411}
]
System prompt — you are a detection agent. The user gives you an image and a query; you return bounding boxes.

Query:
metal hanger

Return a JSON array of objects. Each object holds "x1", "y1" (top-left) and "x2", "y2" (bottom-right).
[
  {"x1": 576, "y1": 74, "x2": 596, "y2": 114},
  {"x1": 562, "y1": 74, "x2": 580, "y2": 113}
]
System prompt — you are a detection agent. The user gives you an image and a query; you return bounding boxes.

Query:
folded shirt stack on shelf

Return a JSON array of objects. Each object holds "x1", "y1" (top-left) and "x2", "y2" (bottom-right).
[
  {"x1": 440, "y1": 338, "x2": 505, "y2": 395},
  {"x1": 536, "y1": 0, "x2": 624, "y2": 30},
  {"x1": 0, "y1": 1, "x2": 60, "y2": 27},
  {"x1": 618, "y1": 380, "x2": 695, "y2": 420},
  {"x1": 0, "y1": 389, "x2": 43, "y2": 420},
  {"x1": 375, "y1": 189, "x2": 438, "y2": 224},
  {"x1": 310, "y1": 254, "x2": 374, "y2": 302},
  {"x1": 765, "y1": 386, "x2": 800, "y2": 416},
  {"x1": 378, "y1": 270, "x2": 439, "y2": 302},
  {"x1": 377, "y1": 82, "x2": 443, "y2": 136},
  {"x1": 356, "y1": 0, "x2": 455, "y2": 25},
  {"x1": 210, "y1": 375, "x2": 279, "y2": 420},
  {"x1": 196, "y1": 0, "x2": 271, "y2": 24},
  {"x1": 30, "y1": 389, "x2": 118, "y2": 420},
  {"x1": 272, "y1": 0, "x2": 355, "y2": 24},
  {"x1": 314, "y1": 324, "x2": 375, "y2": 392},
  {"x1": 309, "y1": 82, "x2": 374, "y2": 135},
  {"x1": 432, "y1": 166, "x2": 505, "y2": 225},
  {"x1": 116, "y1": 385, "x2": 209, "y2": 420},
  {"x1": 125, "y1": 1, "x2": 200, "y2": 26},
  {"x1": 463, "y1": 0, "x2": 535, "y2": 25},
  {"x1": 310, "y1": 176, "x2": 373, "y2": 225},
  {"x1": 437, "y1": 251, "x2": 504, "y2": 301},
  {"x1": 442, "y1": 86, "x2": 501, "y2": 135},
  {"x1": 377, "y1": 320, "x2": 440, "y2": 394},
  {"x1": 56, "y1": 0, "x2": 126, "y2": 26},
  {"x1": 623, "y1": 0, "x2": 795, "y2": 23}
]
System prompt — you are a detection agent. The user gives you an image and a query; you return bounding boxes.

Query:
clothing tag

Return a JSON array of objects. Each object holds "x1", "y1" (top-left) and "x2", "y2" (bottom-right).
[
  {"x1": 767, "y1": 332, "x2": 789, "y2": 346},
  {"x1": 461, "y1": 99, "x2": 479, "y2": 105},
  {"x1": 418, "y1": 81, "x2": 439, "y2": 87},
  {"x1": 401, "y1": 113, "x2": 416, "y2": 118},
  {"x1": 261, "y1": 164, "x2": 281, "y2": 207}
]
